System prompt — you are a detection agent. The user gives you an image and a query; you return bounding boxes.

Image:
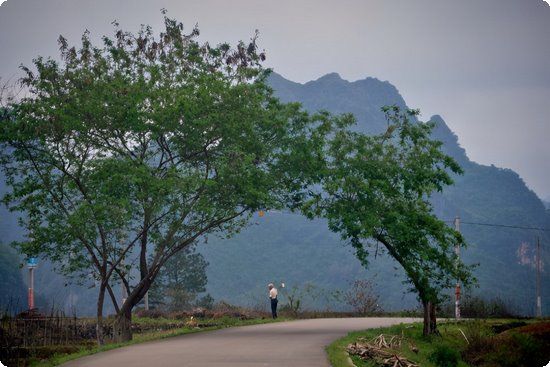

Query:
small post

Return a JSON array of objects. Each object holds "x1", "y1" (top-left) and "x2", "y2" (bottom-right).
[
  {"x1": 536, "y1": 237, "x2": 542, "y2": 317},
  {"x1": 27, "y1": 257, "x2": 38, "y2": 310},
  {"x1": 28, "y1": 267, "x2": 34, "y2": 309},
  {"x1": 144, "y1": 291, "x2": 149, "y2": 311},
  {"x1": 454, "y1": 216, "x2": 461, "y2": 320}
]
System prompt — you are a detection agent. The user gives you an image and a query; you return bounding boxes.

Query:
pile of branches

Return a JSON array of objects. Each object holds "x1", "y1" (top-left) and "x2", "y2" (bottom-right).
[{"x1": 347, "y1": 334, "x2": 419, "y2": 367}]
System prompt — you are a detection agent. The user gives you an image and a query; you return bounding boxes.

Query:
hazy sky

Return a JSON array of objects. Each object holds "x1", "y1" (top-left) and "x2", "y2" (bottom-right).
[{"x1": 1, "y1": 0, "x2": 549, "y2": 198}]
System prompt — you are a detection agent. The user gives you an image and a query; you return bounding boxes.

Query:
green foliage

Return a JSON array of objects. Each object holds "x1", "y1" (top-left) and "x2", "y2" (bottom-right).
[
  {"x1": 428, "y1": 345, "x2": 460, "y2": 367},
  {"x1": 3, "y1": 71, "x2": 549, "y2": 317},
  {"x1": 489, "y1": 333, "x2": 543, "y2": 367},
  {"x1": 328, "y1": 320, "x2": 549, "y2": 367},
  {"x1": 301, "y1": 105, "x2": 475, "y2": 330},
  {"x1": 202, "y1": 75, "x2": 550, "y2": 316},
  {"x1": 0, "y1": 13, "x2": 339, "y2": 326},
  {"x1": 462, "y1": 324, "x2": 549, "y2": 367}
]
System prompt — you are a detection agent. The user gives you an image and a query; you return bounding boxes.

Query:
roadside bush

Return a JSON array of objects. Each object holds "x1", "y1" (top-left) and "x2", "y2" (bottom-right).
[
  {"x1": 195, "y1": 294, "x2": 215, "y2": 310},
  {"x1": 278, "y1": 283, "x2": 319, "y2": 316},
  {"x1": 462, "y1": 322, "x2": 550, "y2": 367},
  {"x1": 343, "y1": 279, "x2": 380, "y2": 316},
  {"x1": 439, "y1": 295, "x2": 518, "y2": 318},
  {"x1": 490, "y1": 333, "x2": 544, "y2": 367},
  {"x1": 167, "y1": 311, "x2": 192, "y2": 319},
  {"x1": 134, "y1": 309, "x2": 167, "y2": 319},
  {"x1": 463, "y1": 320, "x2": 494, "y2": 349},
  {"x1": 428, "y1": 345, "x2": 460, "y2": 367}
]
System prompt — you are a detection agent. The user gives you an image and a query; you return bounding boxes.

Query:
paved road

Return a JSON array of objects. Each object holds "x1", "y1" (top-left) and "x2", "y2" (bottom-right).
[{"x1": 63, "y1": 317, "x2": 418, "y2": 367}]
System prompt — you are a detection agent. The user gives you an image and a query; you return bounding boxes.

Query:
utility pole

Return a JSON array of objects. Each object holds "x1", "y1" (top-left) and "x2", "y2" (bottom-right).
[
  {"x1": 454, "y1": 216, "x2": 461, "y2": 320},
  {"x1": 28, "y1": 266, "x2": 34, "y2": 310},
  {"x1": 144, "y1": 291, "x2": 149, "y2": 311},
  {"x1": 536, "y1": 237, "x2": 542, "y2": 317},
  {"x1": 27, "y1": 257, "x2": 38, "y2": 310}
]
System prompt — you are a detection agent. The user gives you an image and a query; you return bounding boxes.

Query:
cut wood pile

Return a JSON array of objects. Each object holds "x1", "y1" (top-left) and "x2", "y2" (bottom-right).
[{"x1": 346, "y1": 334, "x2": 419, "y2": 367}]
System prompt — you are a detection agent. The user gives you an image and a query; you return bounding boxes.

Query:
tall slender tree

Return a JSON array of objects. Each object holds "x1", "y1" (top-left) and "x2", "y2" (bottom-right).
[{"x1": 301, "y1": 106, "x2": 475, "y2": 335}]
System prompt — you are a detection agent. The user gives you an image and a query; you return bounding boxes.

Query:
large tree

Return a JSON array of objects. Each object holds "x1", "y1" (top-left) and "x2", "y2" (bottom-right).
[
  {"x1": 301, "y1": 106, "x2": 475, "y2": 335},
  {"x1": 0, "y1": 13, "x2": 334, "y2": 343}
]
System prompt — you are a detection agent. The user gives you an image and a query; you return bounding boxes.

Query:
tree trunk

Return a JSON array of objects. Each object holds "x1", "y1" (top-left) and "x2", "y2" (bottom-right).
[
  {"x1": 96, "y1": 284, "x2": 105, "y2": 346},
  {"x1": 422, "y1": 300, "x2": 438, "y2": 336},
  {"x1": 113, "y1": 307, "x2": 132, "y2": 343},
  {"x1": 429, "y1": 301, "x2": 437, "y2": 333}
]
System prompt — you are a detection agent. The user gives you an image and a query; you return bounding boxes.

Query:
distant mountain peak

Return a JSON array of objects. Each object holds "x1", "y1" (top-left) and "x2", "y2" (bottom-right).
[
  {"x1": 306, "y1": 72, "x2": 345, "y2": 85},
  {"x1": 318, "y1": 72, "x2": 343, "y2": 80}
]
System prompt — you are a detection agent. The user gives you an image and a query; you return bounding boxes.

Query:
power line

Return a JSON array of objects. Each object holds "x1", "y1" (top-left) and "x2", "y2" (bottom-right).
[
  {"x1": 262, "y1": 211, "x2": 550, "y2": 232},
  {"x1": 444, "y1": 220, "x2": 550, "y2": 232}
]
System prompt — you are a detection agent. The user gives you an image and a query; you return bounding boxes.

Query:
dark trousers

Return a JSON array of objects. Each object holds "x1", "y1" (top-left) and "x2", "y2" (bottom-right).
[{"x1": 270, "y1": 298, "x2": 278, "y2": 319}]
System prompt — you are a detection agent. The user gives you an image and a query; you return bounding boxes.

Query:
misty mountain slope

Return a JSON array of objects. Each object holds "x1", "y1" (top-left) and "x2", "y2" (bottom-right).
[
  {"x1": 201, "y1": 73, "x2": 550, "y2": 314},
  {"x1": 269, "y1": 72, "x2": 408, "y2": 135},
  {"x1": 200, "y1": 212, "x2": 416, "y2": 311},
  {"x1": 0, "y1": 171, "x2": 28, "y2": 312}
]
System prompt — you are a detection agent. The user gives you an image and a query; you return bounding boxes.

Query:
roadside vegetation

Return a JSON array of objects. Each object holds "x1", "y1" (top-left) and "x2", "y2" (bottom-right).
[
  {"x1": 327, "y1": 319, "x2": 550, "y2": 367},
  {"x1": 31, "y1": 316, "x2": 283, "y2": 367},
  {"x1": 2, "y1": 302, "x2": 286, "y2": 367}
]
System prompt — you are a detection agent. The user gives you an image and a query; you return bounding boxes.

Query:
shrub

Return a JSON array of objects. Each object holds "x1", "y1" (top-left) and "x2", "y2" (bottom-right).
[
  {"x1": 167, "y1": 311, "x2": 192, "y2": 320},
  {"x1": 195, "y1": 294, "x2": 215, "y2": 310},
  {"x1": 134, "y1": 309, "x2": 167, "y2": 319},
  {"x1": 490, "y1": 333, "x2": 545, "y2": 367},
  {"x1": 428, "y1": 345, "x2": 460, "y2": 367},
  {"x1": 462, "y1": 322, "x2": 550, "y2": 367},
  {"x1": 439, "y1": 295, "x2": 518, "y2": 318},
  {"x1": 343, "y1": 279, "x2": 380, "y2": 316}
]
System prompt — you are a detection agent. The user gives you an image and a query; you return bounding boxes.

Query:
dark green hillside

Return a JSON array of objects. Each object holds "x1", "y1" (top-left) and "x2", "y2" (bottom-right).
[
  {"x1": 0, "y1": 242, "x2": 27, "y2": 312},
  {"x1": 201, "y1": 212, "x2": 415, "y2": 311},
  {"x1": 0, "y1": 170, "x2": 27, "y2": 312}
]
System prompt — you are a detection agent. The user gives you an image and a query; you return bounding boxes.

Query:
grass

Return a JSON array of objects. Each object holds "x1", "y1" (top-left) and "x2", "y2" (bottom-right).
[
  {"x1": 326, "y1": 319, "x2": 549, "y2": 367},
  {"x1": 30, "y1": 316, "x2": 289, "y2": 366},
  {"x1": 326, "y1": 322, "x2": 471, "y2": 367}
]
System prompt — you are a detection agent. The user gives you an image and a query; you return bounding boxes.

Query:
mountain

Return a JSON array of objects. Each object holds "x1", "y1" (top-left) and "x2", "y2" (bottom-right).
[
  {"x1": 1, "y1": 73, "x2": 548, "y2": 316},
  {"x1": 201, "y1": 73, "x2": 550, "y2": 314}
]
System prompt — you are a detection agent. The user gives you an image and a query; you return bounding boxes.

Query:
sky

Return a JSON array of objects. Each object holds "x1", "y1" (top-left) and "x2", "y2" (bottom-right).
[{"x1": 0, "y1": 0, "x2": 549, "y2": 199}]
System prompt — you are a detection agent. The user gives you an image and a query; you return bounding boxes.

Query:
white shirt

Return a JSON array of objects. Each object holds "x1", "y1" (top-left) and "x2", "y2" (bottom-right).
[{"x1": 269, "y1": 287, "x2": 278, "y2": 299}]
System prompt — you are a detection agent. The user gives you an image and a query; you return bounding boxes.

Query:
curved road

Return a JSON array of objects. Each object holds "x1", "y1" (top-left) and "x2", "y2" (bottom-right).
[{"x1": 63, "y1": 317, "x2": 418, "y2": 367}]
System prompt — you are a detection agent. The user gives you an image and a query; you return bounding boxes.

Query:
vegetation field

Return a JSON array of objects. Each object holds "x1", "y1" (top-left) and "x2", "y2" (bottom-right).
[
  {"x1": 27, "y1": 315, "x2": 285, "y2": 367},
  {"x1": 327, "y1": 319, "x2": 550, "y2": 367}
]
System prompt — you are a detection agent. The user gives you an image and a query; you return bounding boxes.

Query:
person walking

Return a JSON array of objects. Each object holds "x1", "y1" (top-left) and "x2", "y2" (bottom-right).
[{"x1": 268, "y1": 283, "x2": 278, "y2": 319}]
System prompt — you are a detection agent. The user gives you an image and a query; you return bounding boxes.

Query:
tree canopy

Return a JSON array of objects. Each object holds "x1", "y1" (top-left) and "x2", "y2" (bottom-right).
[
  {"x1": 0, "y1": 13, "x2": 335, "y2": 342},
  {"x1": 0, "y1": 11, "x2": 475, "y2": 341},
  {"x1": 301, "y1": 106, "x2": 475, "y2": 334}
]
